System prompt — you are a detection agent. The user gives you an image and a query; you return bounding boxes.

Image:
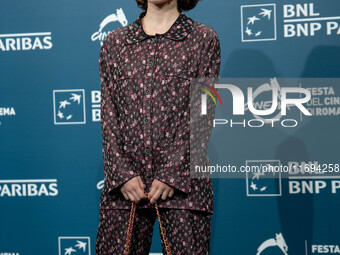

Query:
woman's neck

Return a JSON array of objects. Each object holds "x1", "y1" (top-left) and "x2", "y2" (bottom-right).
[{"x1": 141, "y1": 3, "x2": 180, "y2": 36}]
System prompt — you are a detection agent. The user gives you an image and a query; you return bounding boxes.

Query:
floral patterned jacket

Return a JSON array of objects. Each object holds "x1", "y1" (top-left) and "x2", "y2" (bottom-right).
[{"x1": 99, "y1": 10, "x2": 221, "y2": 214}]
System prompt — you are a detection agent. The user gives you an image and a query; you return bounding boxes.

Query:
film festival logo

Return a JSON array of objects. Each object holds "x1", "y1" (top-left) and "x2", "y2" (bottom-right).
[
  {"x1": 53, "y1": 89, "x2": 86, "y2": 125},
  {"x1": 257, "y1": 233, "x2": 288, "y2": 255},
  {"x1": 243, "y1": 78, "x2": 283, "y2": 123},
  {"x1": 91, "y1": 8, "x2": 128, "y2": 45},
  {"x1": 58, "y1": 237, "x2": 90, "y2": 255},
  {"x1": 241, "y1": 4, "x2": 277, "y2": 42}
]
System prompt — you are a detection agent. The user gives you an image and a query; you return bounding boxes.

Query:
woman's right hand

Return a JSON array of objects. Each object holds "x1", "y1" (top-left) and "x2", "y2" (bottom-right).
[{"x1": 120, "y1": 176, "x2": 147, "y2": 203}]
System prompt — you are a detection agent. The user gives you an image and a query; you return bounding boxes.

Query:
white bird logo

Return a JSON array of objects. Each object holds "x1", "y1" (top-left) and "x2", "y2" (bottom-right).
[
  {"x1": 252, "y1": 172, "x2": 265, "y2": 180},
  {"x1": 59, "y1": 100, "x2": 71, "y2": 109},
  {"x1": 250, "y1": 181, "x2": 258, "y2": 191},
  {"x1": 64, "y1": 247, "x2": 76, "y2": 255},
  {"x1": 75, "y1": 240, "x2": 87, "y2": 252},
  {"x1": 57, "y1": 110, "x2": 64, "y2": 119},
  {"x1": 70, "y1": 93, "x2": 81, "y2": 104},
  {"x1": 245, "y1": 27, "x2": 252, "y2": 36},
  {"x1": 247, "y1": 15, "x2": 260, "y2": 25},
  {"x1": 259, "y1": 8, "x2": 272, "y2": 20}
]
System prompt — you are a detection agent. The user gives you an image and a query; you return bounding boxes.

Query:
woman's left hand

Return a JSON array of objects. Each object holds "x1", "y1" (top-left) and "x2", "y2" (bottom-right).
[{"x1": 148, "y1": 179, "x2": 175, "y2": 204}]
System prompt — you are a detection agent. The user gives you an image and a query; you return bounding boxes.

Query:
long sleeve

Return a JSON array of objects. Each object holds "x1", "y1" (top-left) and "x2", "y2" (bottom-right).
[
  {"x1": 99, "y1": 39, "x2": 138, "y2": 196},
  {"x1": 154, "y1": 32, "x2": 221, "y2": 194}
]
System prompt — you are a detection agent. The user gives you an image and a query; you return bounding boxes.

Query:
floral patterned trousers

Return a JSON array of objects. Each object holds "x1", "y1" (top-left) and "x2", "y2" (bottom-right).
[{"x1": 95, "y1": 207, "x2": 211, "y2": 254}]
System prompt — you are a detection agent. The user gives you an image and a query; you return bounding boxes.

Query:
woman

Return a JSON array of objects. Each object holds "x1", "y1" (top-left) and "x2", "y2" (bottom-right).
[{"x1": 96, "y1": 0, "x2": 221, "y2": 254}]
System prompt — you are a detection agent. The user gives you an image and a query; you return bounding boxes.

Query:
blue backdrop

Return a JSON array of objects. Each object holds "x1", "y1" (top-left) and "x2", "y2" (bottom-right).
[{"x1": 1, "y1": 0, "x2": 339, "y2": 254}]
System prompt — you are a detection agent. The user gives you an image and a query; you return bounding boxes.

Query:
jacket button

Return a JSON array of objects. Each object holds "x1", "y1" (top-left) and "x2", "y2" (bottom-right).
[
  {"x1": 144, "y1": 117, "x2": 150, "y2": 123},
  {"x1": 145, "y1": 88, "x2": 150, "y2": 94},
  {"x1": 145, "y1": 147, "x2": 151, "y2": 155},
  {"x1": 147, "y1": 61, "x2": 153, "y2": 67}
]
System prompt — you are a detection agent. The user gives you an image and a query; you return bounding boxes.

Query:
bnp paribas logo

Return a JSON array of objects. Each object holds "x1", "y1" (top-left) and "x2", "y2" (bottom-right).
[
  {"x1": 246, "y1": 160, "x2": 282, "y2": 197},
  {"x1": 241, "y1": 4, "x2": 277, "y2": 42},
  {"x1": 53, "y1": 89, "x2": 86, "y2": 125},
  {"x1": 58, "y1": 236, "x2": 90, "y2": 255}
]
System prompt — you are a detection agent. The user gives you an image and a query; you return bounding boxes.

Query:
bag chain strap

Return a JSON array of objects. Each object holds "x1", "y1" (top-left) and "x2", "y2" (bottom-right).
[{"x1": 123, "y1": 192, "x2": 172, "y2": 255}]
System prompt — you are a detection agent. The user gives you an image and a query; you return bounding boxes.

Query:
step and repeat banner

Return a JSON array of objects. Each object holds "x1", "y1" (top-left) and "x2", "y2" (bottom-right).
[{"x1": 1, "y1": 0, "x2": 339, "y2": 254}]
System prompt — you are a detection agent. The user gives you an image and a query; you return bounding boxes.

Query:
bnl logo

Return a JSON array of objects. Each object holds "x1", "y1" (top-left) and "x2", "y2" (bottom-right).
[
  {"x1": 58, "y1": 236, "x2": 90, "y2": 255},
  {"x1": 241, "y1": 4, "x2": 277, "y2": 42},
  {"x1": 53, "y1": 89, "x2": 86, "y2": 125},
  {"x1": 246, "y1": 160, "x2": 282, "y2": 197}
]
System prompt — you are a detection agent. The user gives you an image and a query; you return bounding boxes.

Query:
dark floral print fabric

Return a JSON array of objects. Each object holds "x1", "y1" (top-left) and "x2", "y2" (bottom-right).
[
  {"x1": 99, "y1": 10, "x2": 221, "y2": 214},
  {"x1": 95, "y1": 207, "x2": 211, "y2": 254}
]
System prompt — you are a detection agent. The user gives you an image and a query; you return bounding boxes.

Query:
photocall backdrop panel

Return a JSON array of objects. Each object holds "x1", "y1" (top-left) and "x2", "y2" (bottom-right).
[{"x1": 1, "y1": 0, "x2": 339, "y2": 254}]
